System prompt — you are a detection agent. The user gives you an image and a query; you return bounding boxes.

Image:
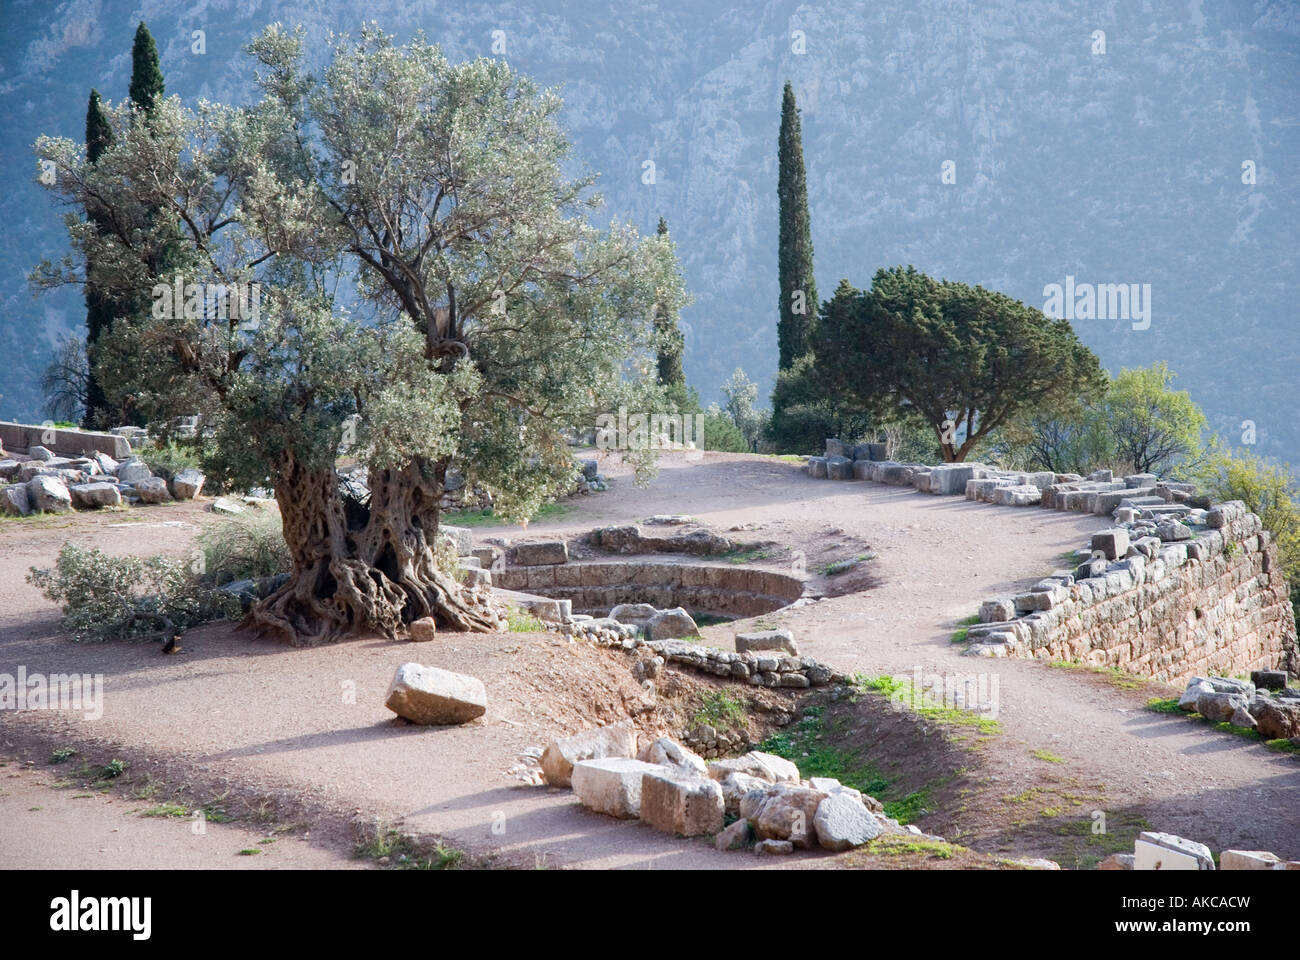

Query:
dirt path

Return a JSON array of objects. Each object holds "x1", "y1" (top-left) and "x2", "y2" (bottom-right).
[
  {"x1": 0, "y1": 451, "x2": 1294, "y2": 867},
  {"x1": 0, "y1": 757, "x2": 365, "y2": 869}
]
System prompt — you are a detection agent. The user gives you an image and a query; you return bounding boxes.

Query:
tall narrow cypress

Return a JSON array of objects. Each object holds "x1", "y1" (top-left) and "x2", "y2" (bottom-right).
[
  {"x1": 776, "y1": 82, "x2": 817, "y2": 370},
  {"x1": 129, "y1": 22, "x2": 165, "y2": 117},
  {"x1": 82, "y1": 89, "x2": 114, "y2": 428},
  {"x1": 654, "y1": 216, "x2": 686, "y2": 388}
]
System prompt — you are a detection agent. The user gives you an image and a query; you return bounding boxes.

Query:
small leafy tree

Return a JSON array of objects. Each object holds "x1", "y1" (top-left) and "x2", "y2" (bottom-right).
[
  {"x1": 1101, "y1": 363, "x2": 1205, "y2": 476},
  {"x1": 720, "y1": 368, "x2": 767, "y2": 451},
  {"x1": 1195, "y1": 443, "x2": 1300, "y2": 620}
]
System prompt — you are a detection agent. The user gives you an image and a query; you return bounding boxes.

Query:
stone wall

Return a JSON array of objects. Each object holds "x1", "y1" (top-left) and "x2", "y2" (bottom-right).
[
  {"x1": 495, "y1": 559, "x2": 804, "y2": 619},
  {"x1": 968, "y1": 502, "x2": 1296, "y2": 684},
  {"x1": 808, "y1": 439, "x2": 1298, "y2": 684}
]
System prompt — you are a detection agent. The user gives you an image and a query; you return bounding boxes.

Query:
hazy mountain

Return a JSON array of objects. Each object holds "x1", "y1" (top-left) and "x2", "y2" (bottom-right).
[{"x1": 1, "y1": 0, "x2": 1297, "y2": 464}]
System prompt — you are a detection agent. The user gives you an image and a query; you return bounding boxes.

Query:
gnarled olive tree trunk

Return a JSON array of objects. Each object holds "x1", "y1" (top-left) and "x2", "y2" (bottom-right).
[{"x1": 247, "y1": 454, "x2": 504, "y2": 645}]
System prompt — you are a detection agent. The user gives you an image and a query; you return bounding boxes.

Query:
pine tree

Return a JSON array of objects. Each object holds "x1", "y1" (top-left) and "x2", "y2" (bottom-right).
[
  {"x1": 129, "y1": 22, "x2": 165, "y2": 117},
  {"x1": 82, "y1": 90, "x2": 114, "y2": 428},
  {"x1": 653, "y1": 217, "x2": 686, "y2": 389},
  {"x1": 776, "y1": 82, "x2": 817, "y2": 370}
]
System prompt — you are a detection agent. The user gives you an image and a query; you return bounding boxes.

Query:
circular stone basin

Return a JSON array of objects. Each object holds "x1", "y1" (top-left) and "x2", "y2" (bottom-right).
[{"x1": 493, "y1": 560, "x2": 805, "y2": 619}]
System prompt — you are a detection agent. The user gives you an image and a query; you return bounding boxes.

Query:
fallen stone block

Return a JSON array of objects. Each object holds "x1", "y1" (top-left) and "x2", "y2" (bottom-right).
[
  {"x1": 749, "y1": 783, "x2": 828, "y2": 849},
  {"x1": 813, "y1": 792, "x2": 881, "y2": 851},
  {"x1": 1134, "y1": 832, "x2": 1215, "y2": 870},
  {"x1": 69, "y1": 482, "x2": 122, "y2": 509},
  {"x1": 754, "y1": 839, "x2": 794, "y2": 855},
  {"x1": 735, "y1": 628, "x2": 799, "y2": 655},
  {"x1": 571, "y1": 757, "x2": 667, "y2": 819},
  {"x1": 135, "y1": 477, "x2": 172, "y2": 504},
  {"x1": 116, "y1": 459, "x2": 153, "y2": 484},
  {"x1": 1251, "y1": 670, "x2": 1287, "y2": 692},
  {"x1": 170, "y1": 468, "x2": 206, "y2": 500},
  {"x1": 708, "y1": 751, "x2": 800, "y2": 785},
  {"x1": 541, "y1": 719, "x2": 638, "y2": 787},
  {"x1": 1254, "y1": 699, "x2": 1300, "y2": 740},
  {"x1": 979, "y1": 598, "x2": 1016, "y2": 623},
  {"x1": 640, "y1": 770, "x2": 724, "y2": 836},
  {"x1": 26, "y1": 475, "x2": 72, "y2": 513},
  {"x1": 439, "y1": 524, "x2": 473, "y2": 555},
  {"x1": 1220, "y1": 850, "x2": 1284, "y2": 870},
  {"x1": 645, "y1": 606, "x2": 700, "y2": 640},
  {"x1": 1098, "y1": 853, "x2": 1134, "y2": 870},
  {"x1": 806, "y1": 457, "x2": 828, "y2": 478},
  {"x1": 719, "y1": 772, "x2": 770, "y2": 817},
  {"x1": 384, "y1": 662, "x2": 487, "y2": 725},
  {"x1": 1, "y1": 483, "x2": 31, "y2": 516},
  {"x1": 1194, "y1": 691, "x2": 1249, "y2": 724},
  {"x1": 715, "y1": 817, "x2": 751, "y2": 851},
  {"x1": 992, "y1": 483, "x2": 1042, "y2": 506},
  {"x1": 638, "y1": 737, "x2": 708, "y2": 778},
  {"x1": 408, "y1": 617, "x2": 436, "y2": 642}
]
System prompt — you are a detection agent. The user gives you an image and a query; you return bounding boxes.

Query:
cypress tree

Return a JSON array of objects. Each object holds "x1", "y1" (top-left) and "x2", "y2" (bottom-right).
[
  {"x1": 654, "y1": 217, "x2": 686, "y2": 388},
  {"x1": 776, "y1": 81, "x2": 817, "y2": 370},
  {"x1": 129, "y1": 22, "x2": 165, "y2": 117},
  {"x1": 82, "y1": 90, "x2": 114, "y2": 428}
]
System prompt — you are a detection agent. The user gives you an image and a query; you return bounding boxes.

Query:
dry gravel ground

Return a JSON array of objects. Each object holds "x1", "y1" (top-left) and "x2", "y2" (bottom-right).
[{"x1": 0, "y1": 450, "x2": 1296, "y2": 869}]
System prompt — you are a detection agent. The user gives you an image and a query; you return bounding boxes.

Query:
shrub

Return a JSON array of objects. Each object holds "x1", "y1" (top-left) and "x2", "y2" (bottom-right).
[
  {"x1": 27, "y1": 543, "x2": 241, "y2": 642},
  {"x1": 196, "y1": 511, "x2": 292, "y2": 585},
  {"x1": 1195, "y1": 445, "x2": 1300, "y2": 618},
  {"x1": 140, "y1": 438, "x2": 203, "y2": 482}
]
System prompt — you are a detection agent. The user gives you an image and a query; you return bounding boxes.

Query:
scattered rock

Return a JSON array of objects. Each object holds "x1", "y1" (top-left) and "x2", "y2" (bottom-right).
[
  {"x1": 1134, "y1": 831, "x2": 1215, "y2": 870},
  {"x1": 26, "y1": 475, "x2": 72, "y2": 513},
  {"x1": 384, "y1": 662, "x2": 487, "y2": 725},
  {"x1": 571, "y1": 757, "x2": 666, "y2": 819},
  {"x1": 1097, "y1": 853, "x2": 1135, "y2": 870},
  {"x1": 135, "y1": 477, "x2": 173, "y2": 504},
  {"x1": 408, "y1": 617, "x2": 437, "y2": 642},
  {"x1": 170, "y1": 468, "x2": 206, "y2": 500},
  {"x1": 754, "y1": 839, "x2": 794, "y2": 856},
  {"x1": 734, "y1": 628, "x2": 799, "y2": 655},
  {"x1": 506, "y1": 541, "x2": 568, "y2": 566},
  {"x1": 813, "y1": 792, "x2": 882, "y2": 851},
  {"x1": 69, "y1": 482, "x2": 122, "y2": 509},
  {"x1": 715, "y1": 817, "x2": 751, "y2": 851},
  {"x1": 708, "y1": 751, "x2": 800, "y2": 785},
  {"x1": 638, "y1": 737, "x2": 708, "y2": 778},
  {"x1": 540, "y1": 719, "x2": 638, "y2": 788},
  {"x1": 749, "y1": 783, "x2": 828, "y2": 849},
  {"x1": 640, "y1": 769, "x2": 724, "y2": 837},
  {"x1": 0, "y1": 483, "x2": 31, "y2": 516},
  {"x1": 644, "y1": 606, "x2": 700, "y2": 641}
]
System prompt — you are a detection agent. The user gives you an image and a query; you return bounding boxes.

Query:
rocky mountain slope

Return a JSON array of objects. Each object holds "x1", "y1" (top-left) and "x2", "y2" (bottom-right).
[{"x1": 1, "y1": 0, "x2": 1296, "y2": 463}]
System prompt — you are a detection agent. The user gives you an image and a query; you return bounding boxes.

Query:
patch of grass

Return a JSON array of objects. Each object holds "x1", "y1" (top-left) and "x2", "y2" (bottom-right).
[
  {"x1": 721, "y1": 547, "x2": 772, "y2": 564},
  {"x1": 49, "y1": 747, "x2": 76, "y2": 765},
  {"x1": 820, "y1": 553, "x2": 876, "y2": 576},
  {"x1": 1145, "y1": 697, "x2": 1182, "y2": 714},
  {"x1": 951, "y1": 613, "x2": 981, "y2": 644},
  {"x1": 238, "y1": 848, "x2": 261, "y2": 856},
  {"x1": 141, "y1": 803, "x2": 191, "y2": 818},
  {"x1": 355, "y1": 825, "x2": 464, "y2": 870},
  {"x1": 863, "y1": 835, "x2": 956, "y2": 860},
  {"x1": 1032, "y1": 749, "x2": 1066, "y2": 764},
  {"x1": 769, "y1": 454, "x2": 804, "y2": 462},
  {"x1": 444, "y1": 502, "x2": 567, "y2": 528},
  {"x1": 99, "y1": 759, "x2": 127, "y2": 779},
  {"x1": 856, "y1": 674, "x2": 1002, "y2": 737},
  {"x1": 1048, "y1": 660, "x2": 1147, "y2": 689},
  {"x1": 691, "y1": 691, "x2": 749, "y2": 732},
  {"x1": 758, "y1": 705, "x2": 938, "y2": 823},
  {"x1": 506, "y1": 608, "x2": 546, "y2": 632}
]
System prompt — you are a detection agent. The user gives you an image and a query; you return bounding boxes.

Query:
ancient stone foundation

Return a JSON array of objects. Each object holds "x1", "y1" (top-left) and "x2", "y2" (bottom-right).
[
  {"x1": 495, "y1": 559, "x2": 804, "y2": 619},
  {"x1": 809, "y1": 438, "x2": 1298, "y2": 684}
]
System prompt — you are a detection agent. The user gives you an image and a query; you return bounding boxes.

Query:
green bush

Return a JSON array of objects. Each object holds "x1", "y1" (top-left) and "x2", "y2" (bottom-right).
[
  {"x1": 140, "y1": 438, "x2": 204, "y2": 482},
  {"x1": 196, "y1": 511, "x2": 292, "y2": 585},
  {"x1": 27, "y1": 543, "x2": 241, "y2": 642}
]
